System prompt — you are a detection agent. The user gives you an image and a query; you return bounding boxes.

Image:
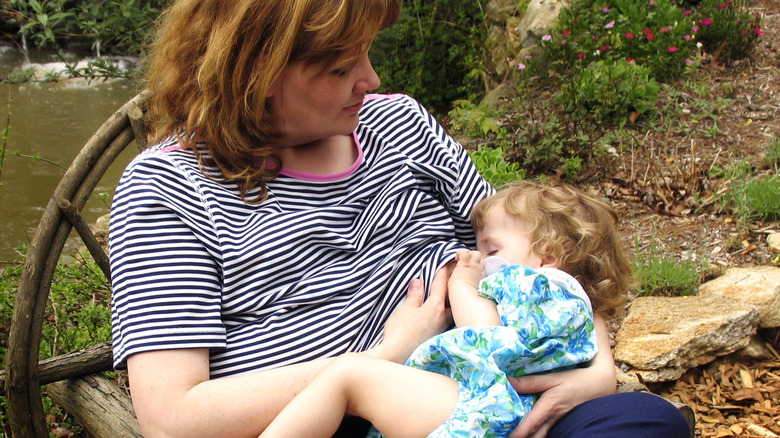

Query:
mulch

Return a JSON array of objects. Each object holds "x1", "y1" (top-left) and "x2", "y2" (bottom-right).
[{"x1": 654, "y1": 332, "x2": 780, "y2": 437}]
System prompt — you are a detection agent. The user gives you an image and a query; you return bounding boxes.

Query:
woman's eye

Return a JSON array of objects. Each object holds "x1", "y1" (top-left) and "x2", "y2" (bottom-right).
[{"x1": 332, "y1": 69, "x2": 348, "y2": 77}]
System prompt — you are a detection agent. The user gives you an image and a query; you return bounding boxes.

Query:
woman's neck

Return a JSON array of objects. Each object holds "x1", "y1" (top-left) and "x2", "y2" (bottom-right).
[{"x1": 274, "y1": 134, "x2": 358, "y2": 175}]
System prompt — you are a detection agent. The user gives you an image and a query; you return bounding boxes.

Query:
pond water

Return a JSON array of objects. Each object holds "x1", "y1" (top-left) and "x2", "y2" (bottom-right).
[{"x1": 0, "y1": 44, "x2": 140, "y2": 265}]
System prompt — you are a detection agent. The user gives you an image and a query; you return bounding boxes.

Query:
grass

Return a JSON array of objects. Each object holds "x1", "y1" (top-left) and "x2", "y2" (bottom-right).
[
  {"x1": 631, "y1": 238, "x2": 708, "y2": 297},
  {"x1": 0, "y1": 246, "x2": 112, "y2": 434}
]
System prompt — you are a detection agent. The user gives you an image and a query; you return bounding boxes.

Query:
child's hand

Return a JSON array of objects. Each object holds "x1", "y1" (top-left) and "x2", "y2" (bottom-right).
[
  {"x1": 449, "y1": 250, "x2": 485, "y2": 292},
  {"x1": 448, "y1": 250, "x2": 500, "y2": 327}
]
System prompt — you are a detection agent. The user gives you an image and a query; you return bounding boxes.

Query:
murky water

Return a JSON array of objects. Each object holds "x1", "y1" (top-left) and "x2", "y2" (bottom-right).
[{"x1": 0, "y1": 44, "x2": 140, "y2": 265}]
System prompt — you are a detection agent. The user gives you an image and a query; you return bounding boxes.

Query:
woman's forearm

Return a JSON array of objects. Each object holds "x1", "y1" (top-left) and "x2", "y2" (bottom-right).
[{"x1": 128, "y1": 349, "x2": 334, "y2": 438}]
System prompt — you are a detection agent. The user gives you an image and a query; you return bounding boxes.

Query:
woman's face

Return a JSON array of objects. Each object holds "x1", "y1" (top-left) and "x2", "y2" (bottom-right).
[{"x1": 268, "y1": 48, "x2": 380, "y2": 148}]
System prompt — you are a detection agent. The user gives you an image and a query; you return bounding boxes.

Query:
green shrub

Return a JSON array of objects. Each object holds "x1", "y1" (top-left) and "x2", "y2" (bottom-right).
[
  {"x1": 557, "y1": 60, "x2": 659, "y2": 127},
  {"x1": 2, "y1": 0, "x2": 168, "y2": 55},
  {"x1": 372, "y1": 0, "x2": 486, "y2": 110}
]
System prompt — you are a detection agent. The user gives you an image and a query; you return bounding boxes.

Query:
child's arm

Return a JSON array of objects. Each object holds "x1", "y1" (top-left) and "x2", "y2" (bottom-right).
[{"x1": 448, "y1": 250, "x2": 501, "y2": 327}]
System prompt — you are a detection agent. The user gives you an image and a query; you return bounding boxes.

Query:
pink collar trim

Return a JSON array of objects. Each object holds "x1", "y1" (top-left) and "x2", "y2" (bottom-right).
[{"x1": 279, "y1": 131, "x2": 363, "y2": 182}]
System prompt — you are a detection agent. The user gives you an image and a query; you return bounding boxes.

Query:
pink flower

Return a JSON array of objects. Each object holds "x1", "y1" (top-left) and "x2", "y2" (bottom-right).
[
  {"x1": 518, "y1": 63, "x2": 526, "y2": 70},
  {"x1": 649, "y1": 1, "x2": 655, "y2": 5},
  {"x1": 685, "y1": 58, "x2": 693, "y2": 65},
  {"x1": 542, "y1": 34, "x2": 552, "y2": 41},
  {"x1": 755, "y1": 25, "x2": 763, "y2": 36},
  {"x1": 660, "y1": 26, "x2": 672, "y2": 32},
  {"x1": 605, "y1": 20, "x2": 615, "y2": 29},
  {"x1": 668, "y1": 46, "x2": 678, "y2": 52},
  {"x1": 700, "y1": 18, "x2": 713, "y2": 26},
  {"x1": 643, "y1": 28, "x2": 655, "y2": 41},
  {"x1": 684, "y1": 10, "x2": 692, "y2": 15},
  {"x1": 602, "y1": 7, "x2": 611, "y2": 12},
  {"x1": 625, "y1": 32, "x2": 634, "y2": 39},
  {"x1": 627, "y1": 58, "x2": 636, "y2": 63},
  {"x1": 684, "y1": 34, "x2": 691, "y2": 40},
  {"x1": 719, "y1": 2, "x2": 731, "y2": 9},
  {"x1": 562, "y1": 30, "x2": 571, "y2": 36},
  {"x1": 601, "y1": 45, "x2": 610, "y2": 51},
  {"x1": 692, "y1": 25, "x2": 699, "y2": 32},
  {"x1": 577, "y1": 53, "x2": 586, "y2": 59},
  {"x1": 525, "y1": 55, "x2": 533, "y2": 59}
]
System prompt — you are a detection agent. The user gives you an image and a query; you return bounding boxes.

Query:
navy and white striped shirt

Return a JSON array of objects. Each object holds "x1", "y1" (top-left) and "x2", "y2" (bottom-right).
[{"x1": 109, "y1": 94, "x2": 494, "y2": 378}]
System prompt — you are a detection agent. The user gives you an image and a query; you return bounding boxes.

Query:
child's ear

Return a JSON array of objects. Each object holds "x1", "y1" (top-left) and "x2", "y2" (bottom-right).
[{"x1": 540, "y1": 253, "x2": 558, "y2": 268}]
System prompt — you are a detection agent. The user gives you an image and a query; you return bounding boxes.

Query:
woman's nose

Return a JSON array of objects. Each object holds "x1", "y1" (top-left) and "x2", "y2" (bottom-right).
[{"x1": 354, "y1": 55, "x2": 380, "y2": 93}]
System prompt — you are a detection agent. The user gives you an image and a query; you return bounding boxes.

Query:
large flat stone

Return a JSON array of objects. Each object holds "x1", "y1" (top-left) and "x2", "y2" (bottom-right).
[
  {"x1": 698, "y1": 266, "x2": 780, "y2": 328},
  {"x1": 615, "y1": 295, "x2": 759, "y2": 374}
]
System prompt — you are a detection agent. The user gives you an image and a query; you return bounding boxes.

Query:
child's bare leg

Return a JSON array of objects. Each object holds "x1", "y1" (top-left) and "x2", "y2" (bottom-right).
[{"x1": 260, "y1": 353, "x2": 458, "y2": 438}]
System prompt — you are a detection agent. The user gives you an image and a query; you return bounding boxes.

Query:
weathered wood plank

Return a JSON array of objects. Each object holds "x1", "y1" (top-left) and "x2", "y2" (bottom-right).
[{"x1": 47, "y1": 374, "x2": 141, "y2": 438}]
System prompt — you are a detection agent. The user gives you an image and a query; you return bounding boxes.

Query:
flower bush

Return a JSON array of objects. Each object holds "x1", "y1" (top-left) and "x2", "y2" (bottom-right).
[
  {"x1": 693, "y1": 0, "x2": 763, "y2": 64},
  {"x1": 537, "y1": 0, "x2": 698, "y2": 82}
]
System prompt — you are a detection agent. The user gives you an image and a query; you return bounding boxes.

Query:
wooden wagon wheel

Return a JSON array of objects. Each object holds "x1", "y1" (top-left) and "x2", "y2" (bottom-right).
[{"x1": 5, "y1": 90, "x2": 151, "y2": 438}]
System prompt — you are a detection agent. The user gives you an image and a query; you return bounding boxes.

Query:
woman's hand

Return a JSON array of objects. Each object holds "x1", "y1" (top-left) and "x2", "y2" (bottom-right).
[
  {"x1": 368, "y1": 267, "x2": 453, "y2": 363},
  {"x1": 508, "y1": 315, "x2": 617, "y2": 438}
]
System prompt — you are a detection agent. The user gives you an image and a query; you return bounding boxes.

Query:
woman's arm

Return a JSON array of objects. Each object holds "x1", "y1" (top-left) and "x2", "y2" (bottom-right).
[
  {"x1": 508, "y1": 313, "x2": 617, "y2": 438},
  {"x1": 128, "y1": 270, "x2": 453, "y2": 438},
  {"x1": 128, "y1": 349, "x2": 332, "y2": 438}
]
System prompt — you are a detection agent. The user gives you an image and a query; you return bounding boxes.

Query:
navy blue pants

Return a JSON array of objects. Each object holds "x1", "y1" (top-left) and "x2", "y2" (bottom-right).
[
  {"x1": 547, "y1": 392, "x2": 691, "y2": 438},
  {"x1": 333, "y1": 392, "x2": 691, "y2": 437}
]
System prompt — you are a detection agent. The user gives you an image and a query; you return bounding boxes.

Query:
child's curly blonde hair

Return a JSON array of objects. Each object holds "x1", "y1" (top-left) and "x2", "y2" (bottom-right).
[{"x1": 471, "y1": 180, "x2": 631, "y2": 318}]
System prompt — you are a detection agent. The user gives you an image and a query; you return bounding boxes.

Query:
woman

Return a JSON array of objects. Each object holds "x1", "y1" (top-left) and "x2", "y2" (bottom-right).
[{"x1": 109, "y1": 0, "x2": 687, "y2": 437}]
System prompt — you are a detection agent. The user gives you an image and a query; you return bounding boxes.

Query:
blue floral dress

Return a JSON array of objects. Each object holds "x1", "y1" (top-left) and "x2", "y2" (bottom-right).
[{"x1": 369, "y1": 257, "x2": 598, "y2": 438}]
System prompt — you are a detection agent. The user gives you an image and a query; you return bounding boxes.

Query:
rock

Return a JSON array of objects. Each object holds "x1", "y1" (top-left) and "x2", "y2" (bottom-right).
[
  {"x1": 479, "y1": 83, "x2": 518, "y2": 108},
  {"x1": 515, "y1": 0, "x2": 568, "y2": 48},
  {"x1": 732, "y1": 333, "x2": 777, "y2": 361},
  {"x1": 614, "y1": 295, "x2": 759, "y2": 382},
  {"x1": 698, "y1": 266, "x2": 780, "y2": 328},
  {"x1": 485, "y1": 0, "x2": 519, "y2": 23},
  {"x1": 768, "y1": 232, "x2": 780, "y2": 254},
  {"x1": 92, "y1": 214, "x2": 111, "y2": 250}
]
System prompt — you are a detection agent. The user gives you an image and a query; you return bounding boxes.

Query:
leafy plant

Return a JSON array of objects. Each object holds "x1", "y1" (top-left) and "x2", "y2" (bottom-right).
[
  {"x1": 0, "y1": 248, "x2": 111, "y2": 433},
  {"x1": 448, "y1": 99, "x2": 502, "y2": 138},
  {"x1": 469, "y1": 145, "x2": 526, "y2": 188},
  {"x1": 557, "y1": 60, "x2": 659, "y2": 127}
]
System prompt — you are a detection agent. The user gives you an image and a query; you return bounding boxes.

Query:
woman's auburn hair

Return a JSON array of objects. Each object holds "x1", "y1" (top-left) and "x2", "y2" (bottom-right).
[
  {"x1": 143, "y1": 0, "x2": 401, "y2": 202},
  {"x1": 471, "y1": 180, "x2": 632, "y2": 318}
]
